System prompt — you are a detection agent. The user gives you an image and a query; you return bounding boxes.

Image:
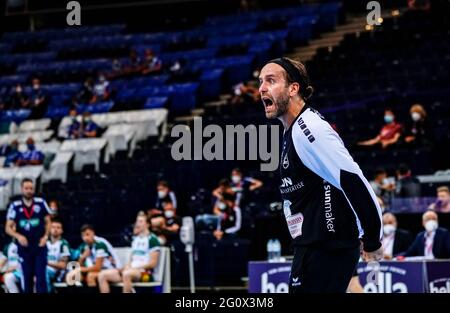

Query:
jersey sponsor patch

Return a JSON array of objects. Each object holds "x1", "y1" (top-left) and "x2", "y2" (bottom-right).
[{"x1": 286, "y1": 212, "x2": 304, "y2": 239}]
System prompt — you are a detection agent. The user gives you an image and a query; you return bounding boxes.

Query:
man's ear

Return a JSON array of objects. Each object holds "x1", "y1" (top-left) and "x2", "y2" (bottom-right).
[{"x1": 290, "y1": 82, "x2": 300, "y2": 97}]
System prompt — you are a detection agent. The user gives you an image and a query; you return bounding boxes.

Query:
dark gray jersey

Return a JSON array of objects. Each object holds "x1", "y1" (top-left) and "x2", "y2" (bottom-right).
[{"x1": 279, "y1": 105, "x2": 382, "y2": 251}]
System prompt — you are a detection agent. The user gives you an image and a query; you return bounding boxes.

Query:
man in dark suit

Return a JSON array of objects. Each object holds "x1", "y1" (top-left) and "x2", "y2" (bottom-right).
[
  {"x1": 382, "y1": 212, "x2": 414, "y2": 259},
  {"x1": 395, "y1": 164, "x2": 421, "y2": 198},
  {"x1": 404, "y1": 210, "x2": 450, "y2": 259}
]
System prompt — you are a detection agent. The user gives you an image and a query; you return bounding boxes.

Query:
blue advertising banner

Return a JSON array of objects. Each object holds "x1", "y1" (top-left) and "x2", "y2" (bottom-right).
[
  {"x1": 248, "y1": 260, "x2": 450, "y2": 293},
  {"x1": 248, "y1": 262, "x2": 291, "y2": 293},
  {"x1": 426, "y1": 261, "x2": 450, "y2": 293},
  {"x1": 357, "y1": 261, "x2": 425, "y2": 293}
]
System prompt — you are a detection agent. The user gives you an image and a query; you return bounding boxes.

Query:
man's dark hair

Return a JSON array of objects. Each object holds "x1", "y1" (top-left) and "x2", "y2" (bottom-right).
[
  {"x1": 80, "y1": 224, "x2": 95, "y2": 233},
  {"x1": 268, "y1": 57, "x2": 314, "y2": 100},
  {"x1": 51, "y1": 217, "x2": 63, "y2": 226},
  {"x1": 157, "y1": 180, "x2": 169, "y2": 188},
  {"x1": 398, "y1": 163, "x2": 410, "y2": 176},
  {"x1": 232, "y1": 168, "x2": 242, "y2": 174},
  {"x1": 21, "y1": 178, "x2": 33, "y2": 186},
  {"x1": 219, "y1": 179, "x2": 230, "y2": 188},
  {"x1": 374, "y1": 168, "x2": 386, "y2": 177}
]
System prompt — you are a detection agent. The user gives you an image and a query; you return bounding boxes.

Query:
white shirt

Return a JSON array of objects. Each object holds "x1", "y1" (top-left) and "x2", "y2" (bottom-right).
[
  {"x1": 382, "y1": 233, "x2": 395, "y2": 258},
  {"x1": 424, "y1": 231, "x2": 435, "y2": 259}
]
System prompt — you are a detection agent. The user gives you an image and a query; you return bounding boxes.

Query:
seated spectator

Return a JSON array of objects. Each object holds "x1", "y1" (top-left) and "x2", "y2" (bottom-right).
[
  {"x1": 229, "y1": 168, "x2": 263, "y2": 207},
  {"x1": 213, "y1": 192, "x2": 242, "y2": 240},
  {"x1": 404, "y1": 103, "x2": 433, "y2": 146},
  {"x1": 67, "y1": 108, "x2": 81, "y2": 139},
  {"x1": 212, "y1": 178, "x2": 236, "y2": 204},
  {"x1": 403, "y1": 210, "x2": 450, "y2": 259},
  {"x1": 29, "y1": 78, "x2": 48, "y2": 119},
  {"x1": 123, "y1": 49, "x2": 141, "y2": 76},
  {"x1": 141, "y1": 49, "x2": 162, "y2": 75},
  {"x1": 3, "y1": 140, "x2": 21, "y2": 167},
  {"x1": 93, "y1": 73, "x2": 110, "y2": 103},
  {"x1": 370, "y1": 168, "x2": 395, "y2": 205},
  {"x1": 98, "y1": 212, "x2": 160, "y2": 293},
  {"x1": 395, "y1": 163, "x2": 421, "y2": 198},
  {"x1": 230, "y1": 81, "x2": 260, "y2": 106},
  {"x1": 428, "y1": 186, "x2": 450, "y2": 213},
  {"x1": 46, "y1": 218, "x2": 70, "y2": 292},
  {"x1": 107, "y1": 58, "x2": 124, "y2": 79},
  {"x1": 80, "y1": 112, "x2": 99, "y2": 138},
  {"x1": 0, "y1": 239, "x2": 21, "y2": 293},
  {"x1": 16, "y1": 138, "x2": 44, "y2": 166},
  {"x1": 8, "y1": 84, "x2": 29, "y2": 110},
  {"x1": 382, "y1": 212, "x2": 413, "y2": 259},
  {"x1": 48, "y1": 200, "x2": 60, "y2": 215},
  {"x1": 148, "y1": 180, "x2": 177, "y2": 217},
  {"x1": 66, "y1": 224, "x2": 121, "y2": 287},
  {"x1": 151, "y1": 204, "x2": 181, "y2": 245},
  {"x1": 357, "y1": 108, "x2": 402, "y2": 149},
  {"x1": 75, "y1": 78, "x2": 95, "y2": 104}
]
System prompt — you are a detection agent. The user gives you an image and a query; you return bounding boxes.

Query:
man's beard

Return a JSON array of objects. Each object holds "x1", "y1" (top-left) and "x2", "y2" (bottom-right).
[{"x1": 274, "y1": 93, "x2": 290, "y2": 118}]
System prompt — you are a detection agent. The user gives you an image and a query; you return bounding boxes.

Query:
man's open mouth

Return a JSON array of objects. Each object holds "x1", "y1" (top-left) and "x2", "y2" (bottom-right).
[{"x1": 262, "y1": 97, "x2": 274, "y2": 108}]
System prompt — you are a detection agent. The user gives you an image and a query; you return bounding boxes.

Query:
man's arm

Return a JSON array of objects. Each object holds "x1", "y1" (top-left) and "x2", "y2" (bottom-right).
[
  {"x1": 48, "y1": 256, "x2": 69, "y2": 270},
  {"x1": 292, "y1": 110, "x2": 383, "y2": 255},
  {"x1": 248, "y1": 178, "x2": 263, "y2": 191},
  {"x1": 39, "y1": 215, "x2": 51, "y2": 247},
  {"x1": 5, "y1": 220, "x2": 28, "y2": 247},
  {"x1": 81, "y1": 257, "x2": 104, "y2": 273},
  {"x1": 142, "y1": 250, "x2": 160, "y2": 271}
]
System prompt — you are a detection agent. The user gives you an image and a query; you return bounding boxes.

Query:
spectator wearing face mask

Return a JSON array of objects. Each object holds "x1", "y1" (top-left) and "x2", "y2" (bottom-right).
[
  {"x1": 370, "y1": 168, "x2": 395, "y2": 205},
  {"x1": 404, "y1": 104, "x2": 433, "y2": 146},
  {"x1": 67, "y1": 109, "x2": 81, "y2": 139},
  {"x1": 80, "y1": 112, "x2": 99, "y2": 138},
  {"x1": 8, "y1": 84, "x2": 30, "y2": 110},
  {"x1": 403, "y1": 211, "x2": 450, "y2": 259},
  {"x1": 428, "y1": 186, "x2": 450, "y2": 213},
  {"x1": 148, "y1": 180, "x2": 177, "y2": 217},
  {"x1": 151, "y1": 204, "x2": 181, "y2": 245},
  {"x1": 357, "y1": 108, "x2": 403, "y2": 149},
  {"x1": 29, "y1": 78, "x2": 47, "y2": 119},
  {"x1": 3, "y1": 140, "x2": 21, "y2": 167},
  {"x1": 16, "y1": 138, "x2": 44, "y2": 166},
  {"x1": 93, "y1": 73, "x2": 110, "y2": 103},
  {"x1": 229, "y1": 168, "x2": 263, "y2": 207},
  {"x1": 212, "y1": 190, "x2": 241, "y2": 241},
  {"x1": 381, "y1": 213, "x2": 413, "y2": 259}
]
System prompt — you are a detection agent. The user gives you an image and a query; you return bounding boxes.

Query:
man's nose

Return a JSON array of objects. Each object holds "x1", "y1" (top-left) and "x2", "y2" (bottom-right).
[{"x1": 259, "y1": 82, "x2": 268, "y2": 94}]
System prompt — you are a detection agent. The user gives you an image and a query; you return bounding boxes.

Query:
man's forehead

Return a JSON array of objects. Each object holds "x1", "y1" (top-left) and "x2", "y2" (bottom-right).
[{"x1": 259, "y1": 63, "x2": 285, "y2": 79}]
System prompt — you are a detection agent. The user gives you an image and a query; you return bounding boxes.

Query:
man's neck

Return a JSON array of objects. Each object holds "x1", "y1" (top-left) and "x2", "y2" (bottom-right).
[
  {"x1": 278, "y1": 99, "x2": 306, "y2": 130},
  {"x1": 22, "y1": 197, "x2": 33, "y2": 206},
  {"x1": 138, "y1": 229, "x2": 150, "y2": 237},
  {"x1": 51, "y1": 236, "x2": 61, "y2": 243}
]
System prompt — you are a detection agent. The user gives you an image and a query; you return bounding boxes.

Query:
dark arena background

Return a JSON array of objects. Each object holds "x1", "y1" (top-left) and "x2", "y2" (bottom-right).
[{"x1": 0, "y1": 0, "x2": 450, "y2": 298}]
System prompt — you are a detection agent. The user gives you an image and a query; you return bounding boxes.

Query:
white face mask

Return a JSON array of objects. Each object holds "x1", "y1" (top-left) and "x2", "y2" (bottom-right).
[
  {"x1": 231, "y1": 175, "x2": 241, "y2": 184},
  {"x1": 383, "y1": 224, "x2": 396, "y2": 236},
  {"x1": 164, "y1": 210, "x2": 174, "y2": 218},
  {"x1": 218, "y1": 202, "x2": 227, "y2": 210},
  {"x1": 424, "y1": 220, "x2": 438, "y2": 232},
  {"x1": 158, "y1": 190, "x2": 167, "y2": 199},
  {"x1": 411, "y1": 112, "x2": 421, "y2": 122}
]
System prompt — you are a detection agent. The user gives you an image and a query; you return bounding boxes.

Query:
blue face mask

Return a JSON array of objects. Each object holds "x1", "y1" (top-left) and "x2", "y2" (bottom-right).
[
  {"x1": 27, "y1": 144, "x2": 35, "y2": 150},
  {"x1": 384, "y1": 115, "x2": 394, "y2": 124}
]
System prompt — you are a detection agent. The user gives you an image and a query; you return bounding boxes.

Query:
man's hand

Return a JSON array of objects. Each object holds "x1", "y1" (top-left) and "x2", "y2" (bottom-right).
[
  {"x1": 213, "y1": 230, "x2": 224, "y2": 241},
  {"x1": 362, "y1": 246, "x2": 384, "y2": 262},
  {"x1": 38, "y1": 236, "x2": 47, "y2": 247},
  {"x1": 16, "y1": 234, "x2": 28, "y2": 247},
  {"x1": 81, "y1": 247, "x2": 90, "y2": 259}
]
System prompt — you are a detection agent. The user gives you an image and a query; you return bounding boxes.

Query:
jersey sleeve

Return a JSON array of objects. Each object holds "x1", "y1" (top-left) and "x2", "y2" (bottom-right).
[
  {"x1": 291, "y1": 110, "x2": 383, "y2": 252},
  {"x1": 149, "y1": 235, "x2": 161, "y2": 252},
  {"x1": 6, "y1": 203, "x2": 16, "y2": 221},
  {"x1": 60, "y1": 240, "x2": 71, "y2": 258},
  {"x1": 41, "y1": 199, "x2": 55, "y2": 215},
  {"x1": 94, "y1": 242, "x2": 109, "y2": 258}
]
